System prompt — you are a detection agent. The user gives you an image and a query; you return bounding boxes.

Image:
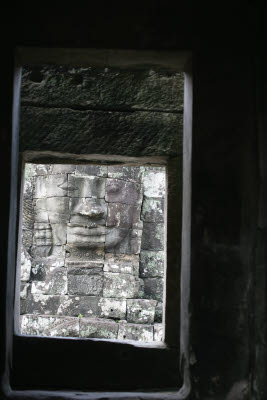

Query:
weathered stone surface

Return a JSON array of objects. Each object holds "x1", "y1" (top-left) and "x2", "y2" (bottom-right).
[
  {"x1": 21, "y1": 66, "x2": 183, "y2": 112},
  {"x1": 30, "y1": 164, "x2": 52, "y2": 176},
  {"x1": 50, "y1": 164, "x2": 76, "y2": 174},
  {"x1": 105, "y1": 179, "x2": 142, "y2": 205},
  {"x1": 69, "y1": 198, "x2": 107, "y2": 225},
  {"x1": 22, "y1": 179, "x2": 34, "y2": 230},
  {"x1": 33, "y1": 223, "x2": 52, "y2": 245},
  {"x1": 31, "y1": 245, "x2": 65, "y2": 258},
  {"x1": 103, "y1": 253, "x2": 139, "y2": 275},
  {"x1": 107, "y1": 203, "x2": 142, "y2": 230},
  {"x1": 33, "y1": 222, "x2": 68, "y2": 247},
  {"x1": 20, "y1": 245, "x2": 32, "y2": 281},
  {"x1": 20, "y1": 315, "x2": 79, "y2": 337},
  {"x1": 58, "y1": 295, "x2": 101, "y2": 317},
  {"x1": 108, "y1": 166, "x2": 142, "y2": 183},
  {"x1": 20, "y1": 107, "x2": 183, "y2": 157},
  {"x1": 155, "y1": 302, "x2": 163, "y2": 323},
  {"x1": 127, "y1": 299, "x2": 156, "y2": 324},
  {"x1": 98, "y1": 297, "x2": 126, "y2": 320},
  {"x1": 34, "y1": 174, "x2": 68, "y2": 198},
  {"x1": 26, "y1": 294, "x2": 63, "y2": 315},
  {"x1": 22, "y1": 229, "x2": 33, "y2": 251},
  {"x1": 35, "y1": 197, "x2": 70, "y2": 223},
  {"x1": 30, "y1": 164, "x2": 77, "y2": 175},
  {"x1": 143, "y1": 278, "x2": 164, "y2": 302},
  {"x1": 65, "y1": 245, "x2": 104, "y2": 261},
  {"x1": 106, "y1": 228, "x2": 142, "y2": 254},
  {"x1": 140, "y1": 250, "x2": 165, "y2": 278},
  {"x1": 25, "y1": 294, "x2": 101, "y2": 317},
  {"x1": 141, "y1": 198, "x2": 164, "y2": 223},
  {"x1": 103, "y1": 272, "x2": 143, "y2": 298},
  {"x1": 67, "y1": 225, "x2": 106, "y2": 247},
  {"x1": 68, "y1": 175, "x2": 105, "y2": 198},
  {"x1": 66, "y1": 261, "x2": 103, "y2": 275},
  {"x1": 68, "y1": 273, "x2": 103, "y2": 296},
  {"x1": 75, "y1": 165, "x2": 107, "y2": 177},
  {"x1": 79, "y1": 317, "x2": 118, "y2": 339},
  {"x1": 20, "y1": 282, "x2": 30, "y2": 300},
  {"x1": 154, "y1": 323, "x2": 163, "y2": 342},
  {"x1": 31, "y1": 257, "x2": 65, "y2": 281},
  {"x1": 142, "y1": 168, "x2": 166, "y2": 198},
  {"x1": 141, "y1": 223, "x2": 164, "y2": 251},
  {"x1": 31, "y1": 267, "x2": 67, "y2": 295},
  {"x1": 118, "y1": 322, "x2": 153, "y2": 342}
]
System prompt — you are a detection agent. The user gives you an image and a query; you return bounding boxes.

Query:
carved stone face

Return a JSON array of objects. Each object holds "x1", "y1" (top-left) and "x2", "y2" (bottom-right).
[
  {"x1": 33, "y1": 167, "x2": 143, "y2": 254},
  {"x1": 66, "y1": 174, "x2": 142, "y2": 252}
]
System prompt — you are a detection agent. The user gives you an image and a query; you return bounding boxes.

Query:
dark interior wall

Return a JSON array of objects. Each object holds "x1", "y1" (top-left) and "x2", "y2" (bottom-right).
[{"x1": 0, "y1": 3, "x2": 266, "y2": 399}]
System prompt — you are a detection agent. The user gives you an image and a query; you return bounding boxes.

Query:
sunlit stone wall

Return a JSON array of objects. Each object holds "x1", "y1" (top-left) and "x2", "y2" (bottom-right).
[{"x1": 20, "y1": 163, "x2": 165, "y2": 342}]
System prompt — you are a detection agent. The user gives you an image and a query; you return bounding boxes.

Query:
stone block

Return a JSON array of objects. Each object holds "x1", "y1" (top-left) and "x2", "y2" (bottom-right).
[
  {"x1": 140, "y1": 250, "x2": 165, "y2": 278},
  {"x1": 31, "y1": 267, "x2": 67, "y2": 295},
  {"x1": 106, "y1": 228, "x2": 142, "y2": 254},
  {"x1": 20, "y1": 246, "x2": 31, "y2": 281},
  {"x1": 105, "y1": 179, "x2": 142, "y2": 205},
  {"x1": 26, "y1": 294, "x2": 63, "y2": 315},
  {"x1": 107, "y1": 203, "x2": 142, "y2": 229},
  {"x1": 155, "y1": 302, "x2": 163, "y2": 323},
  {"x1": 68, "y1": 273, "x2": 103, "y2": 296},
  {"x1": 20, "y1": 315, "x2": 79, "y2": 337},
  {"x1": 103, "y1": 272, "x2": 143, "y2": 298},
  {"x1": 50, "y1": 164, "x2": 76, "y2": 174},
  {"x1": 141, "y1": 198, "x2": 164, "y2": 223},
  {"x1": 21, "y1": 66, "x2": 183, "y2": 112},
  {"x1": 58, "y1": 295, "x2": 101, "y2": 317},
  {"x1": 142, "y1": 168, "x2": 165, "y2": 198},
  {"x1": 118, "y1": 322, "x2": 153, "y2": 342},
  {"x1": 79, "y1": 317, "x2": 118, "y2": 339},
  {"x1": 103, "y1": 253, "x2": 139, "y2": 275},
  {"x1": 98, "y1": 298, "x2": 126, "y2": 320},
  {"x1": 141, "y1": 223, "x2": 164, "y2": 251},
  {"x1": 66, "y1": 261, "x2": 103, "y2": 275},
  {"x1": 22, "y1": 180, "x2": 34, "y2": 230},
  {"x1": 35, "y1": 197, "x2": 70, "y2": 223},
  {"x1": 143, "y1": 278, "x2": 164, "y2": 302},
  {"x1": 127, "y1": 299, "x2": 157, "y2": 324},
  {"x1": 31, "y1": 245, "x2": 65, "y2": 258},
  {"x1": 68, "y1": 175, "x2": 105, "y2": 198},
  {"x1": 30, "y1": 164, "x2": 52, "y2": 176},
  {"x1": 65, "y1": 245, "x2": 104, "y2": 262},
  {"x1": 34, "y1": 174, "x2": 68, "y2": 198},
  {"x1": 154, "y1": 323, "x2": 163, "y2": 341},
  {"x1": 22, "y1": 229, "x2": 33, "y2": 251},
  {"x1": 20, "y1": 282, "x2": 30, "y2": 300},
  {"x1": 31, "y1": 257, "x2": 65, "y2": 281},
  {"x1": 69, "y1": 198, "x2": 107, "y2": 225},
  {"x1": 75, "y1": 165, "x2": 107, "y2": 177},
  {"x1": 33, "y1": 223, "x2": 52, "y2": 245},
  {"x1": 33, "y1": 222, "x2": 68, "y2": 247},
  {"x1": 20, "y1": 106, "x2": 182, "y2": 158},
  {"x1": 67, "y1": 225, "x2": 106, "y2": 247},
  {"x1": 107, "y1": 166, "x2": 142, "y2": 183}
]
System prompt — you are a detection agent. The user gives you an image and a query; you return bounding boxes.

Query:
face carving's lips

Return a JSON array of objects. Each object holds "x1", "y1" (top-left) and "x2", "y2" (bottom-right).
[{"x1": 67, "y1": 225, "x2": 106, "y2": 236}]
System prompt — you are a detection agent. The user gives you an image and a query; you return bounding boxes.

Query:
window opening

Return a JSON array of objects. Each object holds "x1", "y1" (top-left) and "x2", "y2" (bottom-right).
[{"x1": 19, "y1": 163, "x2": 166, "y2": 342}]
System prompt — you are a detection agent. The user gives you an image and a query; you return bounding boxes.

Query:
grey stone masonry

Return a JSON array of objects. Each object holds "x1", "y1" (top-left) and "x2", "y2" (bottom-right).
[{"x1": 20, "y1": 163, "x2": 166, "y2": 342}]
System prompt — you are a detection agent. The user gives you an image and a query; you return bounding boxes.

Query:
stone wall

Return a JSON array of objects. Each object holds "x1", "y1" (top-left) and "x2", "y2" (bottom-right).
[{"x1": 20, "y1": 163, "x2": 165, "y2": 342}]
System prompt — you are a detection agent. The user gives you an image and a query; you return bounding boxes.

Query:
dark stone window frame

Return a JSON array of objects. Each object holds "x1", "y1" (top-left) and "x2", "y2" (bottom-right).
[{"x1": 2, "y1": 48, "x2": 192, "y2": 399}]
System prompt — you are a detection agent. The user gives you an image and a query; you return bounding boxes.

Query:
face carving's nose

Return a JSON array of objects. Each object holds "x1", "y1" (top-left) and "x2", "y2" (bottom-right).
[{"x1": 78, "y1": 203, "x2": 104, "y2": 218}]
